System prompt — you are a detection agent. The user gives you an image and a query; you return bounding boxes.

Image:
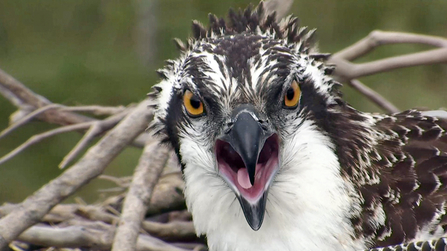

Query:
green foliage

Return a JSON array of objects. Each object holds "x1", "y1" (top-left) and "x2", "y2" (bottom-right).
[{"x1": 0, "y1": 0, "x2": 446, "y2": 203}]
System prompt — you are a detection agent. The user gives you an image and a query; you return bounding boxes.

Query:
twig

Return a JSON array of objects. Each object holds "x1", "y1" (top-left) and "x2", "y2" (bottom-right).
[
  {"x1": 334, "y1": 30, "x2": 447, "y2": 61},
  {"x1": 59, "y1": 109, "x2": 132, "y2": 169},
  {"x1": 329, "y1": 31, "x2": 447, "y2": 112},
  {"x1": 0, "y1": 121, "x2": 96, "y2": 166},
  {"x1": 0, "y1": 84, "x2": 25, "y2": 109},
  {"x1": 61, "y1": 105, "x2": 128, "y2": 116},
  {"x1": 0, "y1": 67, "x2": 147, "y2": 148},
  {"x1": 0, "y1": 104, "x2": 62, "y2": 139},
  {"x1": 0, "y1": 67, "x2": 94, "y2": 126},
  {"x1": 0, "y1": 68, "x2": 50, "y2": 108},
  {"x1": 348, "y1": 79, "x2": 399, "y2": 113},
  {"x1": 332, "y1": 48, "x2": 447, "y2": 81},
  {"x1": 0, "y1": 99, "x2": 153, "y2": 250},
  {"x1": 111, "y1": 140, "x2": 170, "y2": 251}
]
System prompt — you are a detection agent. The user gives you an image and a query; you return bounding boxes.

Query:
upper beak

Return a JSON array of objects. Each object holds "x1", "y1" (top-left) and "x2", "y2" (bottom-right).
[
  {"x1": 224, "y1": 111, "x2": 270, "y2": 185},
  {"x1": 216, "y1": 105, "x2": 279, "y2": 230}
]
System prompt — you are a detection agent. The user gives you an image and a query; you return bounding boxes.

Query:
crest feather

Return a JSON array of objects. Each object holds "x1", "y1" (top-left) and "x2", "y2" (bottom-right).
[{"x1": 173, "y1": 3, "x2": 318, "y2": 55}]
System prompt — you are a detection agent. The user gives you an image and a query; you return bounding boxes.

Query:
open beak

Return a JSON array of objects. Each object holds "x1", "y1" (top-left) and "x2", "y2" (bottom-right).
[{"x1": 215, "y1": 105, "x2": 280, "y2": 230}]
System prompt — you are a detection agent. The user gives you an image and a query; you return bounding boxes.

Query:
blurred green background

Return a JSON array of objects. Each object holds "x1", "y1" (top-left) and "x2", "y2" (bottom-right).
[{"x1": 0, "y1": 0, "x2": 446, "y2": 204}]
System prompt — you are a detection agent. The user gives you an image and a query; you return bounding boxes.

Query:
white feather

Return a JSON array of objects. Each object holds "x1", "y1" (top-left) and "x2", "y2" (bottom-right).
[{"x1": 180, "y1": 119, "x2": 365, "y2": 251}]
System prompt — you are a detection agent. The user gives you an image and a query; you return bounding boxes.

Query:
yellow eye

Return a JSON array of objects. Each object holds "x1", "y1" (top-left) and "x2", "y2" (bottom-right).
[
  {"x1": 183, "y1": 90, "x2": 204, "y2": 117},
  {"x1": 284, "y1": 80, "x2": 301, "y2": 108}
]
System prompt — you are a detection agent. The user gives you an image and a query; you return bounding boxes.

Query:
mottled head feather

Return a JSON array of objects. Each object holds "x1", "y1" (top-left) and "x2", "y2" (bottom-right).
[{"x1": 171, "y1": 3, "x2": 318, "y2": 56}]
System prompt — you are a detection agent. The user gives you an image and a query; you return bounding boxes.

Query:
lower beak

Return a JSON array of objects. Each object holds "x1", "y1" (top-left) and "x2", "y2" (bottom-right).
[{"x1": 238, "y1": 191, "x2": 268, "y2": 230}]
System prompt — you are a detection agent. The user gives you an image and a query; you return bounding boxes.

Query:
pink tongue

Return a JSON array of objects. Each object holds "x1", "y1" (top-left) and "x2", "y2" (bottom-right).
[{"x1": 237, "y1": 168, "x2": 252, "y2": 189}]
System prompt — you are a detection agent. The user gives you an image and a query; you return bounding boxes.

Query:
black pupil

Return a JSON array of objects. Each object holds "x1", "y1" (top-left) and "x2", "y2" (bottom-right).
[
  {"x1": 286, "y1": 88, "x2": 295, "y2": 101},
  {"x1": 190, "y1": 96, "x2": 201, "y2": 109}
]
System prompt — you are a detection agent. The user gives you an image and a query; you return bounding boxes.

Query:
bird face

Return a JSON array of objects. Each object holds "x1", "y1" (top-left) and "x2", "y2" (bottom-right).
[{"x1": 152, "y1": 27, "x2": 342, "y2": 229}]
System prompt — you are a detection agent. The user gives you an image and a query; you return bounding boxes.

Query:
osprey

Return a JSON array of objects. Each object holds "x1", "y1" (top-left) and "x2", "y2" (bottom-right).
[{"x1": 150, "y1": 4, "x2": 447, "y2": 251}]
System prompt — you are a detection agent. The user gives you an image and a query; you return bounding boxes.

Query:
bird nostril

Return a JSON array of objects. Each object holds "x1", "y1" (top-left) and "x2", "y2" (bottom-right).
[
  {"x1": 224, "y1": 122, "x2": 234, "y2": 134},
  {"x1": 258, "y1": 119, "x2": 269, "y2": 131}
]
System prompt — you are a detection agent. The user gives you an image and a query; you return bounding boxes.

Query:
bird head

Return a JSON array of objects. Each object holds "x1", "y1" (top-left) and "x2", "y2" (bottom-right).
[{"x1": 150, "y1": 5, "x2": 349, "y2": 233}]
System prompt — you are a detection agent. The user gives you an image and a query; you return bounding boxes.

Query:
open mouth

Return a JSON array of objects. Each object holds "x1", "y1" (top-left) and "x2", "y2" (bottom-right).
[{"x1": 216, "y1": 134, "x2": 280, "y2": 202}]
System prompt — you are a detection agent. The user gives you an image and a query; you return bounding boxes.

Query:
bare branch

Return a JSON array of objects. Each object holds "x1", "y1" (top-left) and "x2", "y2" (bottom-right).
[
  {"x1": 0, "y1": 121, "x2": 95, "y2": 166},
  {"x1": 0, "y1": 99, "x2": 153, "y2": 249},
  {"x1": 0, "y1": 104, "x2": 62, "y2": 140},
  {"x1": 0, "y1": 68, "x2": 94, "y2": 126},
  {"x1": 112, "y1": 140, "x2": 170, "y2": 251},
  {"x1": 0, "y1": 105, "x2": 138, "y2": 166},
  {"x1": 0, "y1": 84, "x2": 26, "y2": 108},
  {"x1": 334, "y1": 30, "x2": 447, "y2": 61},
  {"x1": 0, "y1": 68, "x2": 50, "y2": 108},
  {"x1": 74, "y1": 205, "x2": 197, "y2": 243},
  {"x1": 141, "y1": 221, "x2": 197, "y2": 242},
  {"x1": 18, "y1": 224, "x2": 113, "y2": 250},
  {"x1": 0, "y1": 202, "x2": 198, "y2": 245},
  {"x1": 332, "y1": 48, "x2": 447, "y2": 81},
  {"x1": 59, "y1": 109, "x2": 132, "y2": 169},
  {"x1": 348, "y1": 79, "x2": 399, "y2": 113},
  {"x1": 61, "y1": 105, "x2": 128, "y2": 116},
  {"x1": 329, "y1": 31, "x2": 447, "y2": 112},
  {"x1": 17, "y1": 223, "x2": 191, "y2": 251},
  {"x1": 0, "y1": 67, "x2": 148, "y2": 149}
]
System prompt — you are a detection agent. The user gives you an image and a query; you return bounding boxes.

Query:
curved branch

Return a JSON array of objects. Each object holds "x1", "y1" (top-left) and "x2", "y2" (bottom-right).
[
  {"x1": 0, "y1": 68, "x2": 50, "y2": 108},
  {"x1": 0, "y1": 121, "x2": 95, "y2": 166},
  {"x1": 0, "y1": 104, "x2": 62, "y2": 140},
  {"x1": 329, "y1": 30, "x2": 447, "y2": 112},
  {"x1": 61, "y1": 105, "x2": 128, "y2": 116},
  {"x1": 332, "y1": 48, "x2": 447, "y2": 81},
  {"x1": 334, "y1": 30, "x2": 447, "y2": 61},
  {"x1": 59, "y1": 109, "x2": 132, "y2": 169},
  {"x1": 0, "y1": 67, "x2": 147, "y2": 149}
]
